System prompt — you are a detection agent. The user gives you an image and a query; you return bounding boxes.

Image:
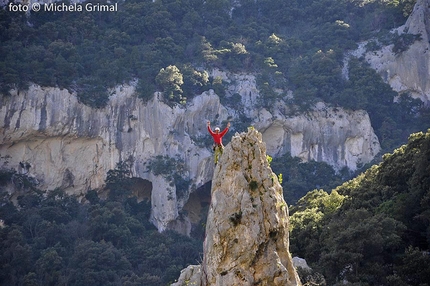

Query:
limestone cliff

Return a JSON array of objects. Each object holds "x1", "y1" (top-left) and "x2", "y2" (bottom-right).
[
  {"x1": 255, "y1": 102, "x2": 380, "y2": 171},
  {"x1": 213, "y1": 70, "x2": 380, "y2": 171},
  {"x1": 360, "y1": 0, "x2": 430, "y2": 104},
  {"x1": 0, "y1": 78, "x2": 380, "y2": 233},
  {"x1": 0, "y1": 84, "x2": 218, "y2": 232},
  {"x1": 173, "y1": 128, "x2": 300, "y2": 286}
]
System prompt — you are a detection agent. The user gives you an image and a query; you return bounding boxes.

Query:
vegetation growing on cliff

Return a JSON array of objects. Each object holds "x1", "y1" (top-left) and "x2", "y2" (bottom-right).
[
  {"x1": 289, "y1": 129, "x2": 430, "y2": 285},
  {"x1": 0, "y1": 0, "x2": 414, "y2": 100},
  {"x1": 1, "y1": 0, "x2": 429, "y2": 283},
  {"x1": 1, "y1": 0, "x2": 427, "y2": 152},
  {"x1": 147, "y1": 155, "x2": 191, "y2": 200}
]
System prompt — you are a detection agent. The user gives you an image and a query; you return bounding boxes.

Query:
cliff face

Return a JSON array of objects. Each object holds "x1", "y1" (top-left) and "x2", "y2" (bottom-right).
[
  {"x1": 255, "y1": 102, "x2": 380, "y2": 171},
  {"x1": 364, "y1": 0, "x2": 430, "y2": 104},
  {"x1": 0, "y1": 78, "x2": 380, "y2": 232},
  {"x1": 173, "y1": 128, "x2": 301, "y2": 286},
  {"x1": 0, "y1": 84, "x2": 218, "y2": 232},
  {"x1": 213, "y1": 70, "x2": 380, "y2": 171}
]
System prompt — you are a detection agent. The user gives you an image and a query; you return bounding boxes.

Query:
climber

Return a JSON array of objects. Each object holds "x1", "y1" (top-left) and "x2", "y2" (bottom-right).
[{"x1": 207, "y1": 121, "x2": 230, "y2": 164}]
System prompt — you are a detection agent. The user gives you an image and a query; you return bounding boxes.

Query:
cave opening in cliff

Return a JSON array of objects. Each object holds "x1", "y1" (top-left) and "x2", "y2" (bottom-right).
[
  {"x1": 129, "y1": 177, "x2": 152, "y2": 202},
  {"x1": 183, "y1": 181, "x2": 212, "y2": 239}
]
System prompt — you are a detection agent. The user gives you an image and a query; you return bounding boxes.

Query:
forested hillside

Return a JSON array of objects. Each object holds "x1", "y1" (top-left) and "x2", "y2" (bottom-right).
[
  {"x1": 1, "y1": 0, "x2": 430, "y2": 284},
  {"x1": 1, "y1": 0, "x2": 427, "y2": 152},
  {"x1": 290, "y1": 129, "x2": 430, "y2": 285},
  {"x1": 0, "y1": 162, "x2": 202, "y2": 285}
]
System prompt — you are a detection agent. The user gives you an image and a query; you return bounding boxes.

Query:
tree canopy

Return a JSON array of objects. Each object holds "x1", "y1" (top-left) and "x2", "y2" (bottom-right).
[
  {"x1": 1, "y1": 0, "x2": 425, "y2": 152},
  {"x1": 290, "y1": 129, "x2": 430, "y2": 285},
  {"x1": 0, "y1": 164, "x2": 202, "y2": 286}
]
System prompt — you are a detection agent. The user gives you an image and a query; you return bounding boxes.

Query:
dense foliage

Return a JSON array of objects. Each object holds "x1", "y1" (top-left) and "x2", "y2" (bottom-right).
[
  {"x1": 1, "y1": 0, "x2": 427, "y2": 151},
  {"x1": 1, "y1": 0, "x2": 429, "y2": 283},
  {"x1": 0, "y1": 0, "x2": 414, "y2": 91},
  {"x1": 289, "y1": 129, "x2": 430, "y2": 285},
  {"x1": 271, "y1": 153, "x2": 350, "y2": 204},
  {"x1": 0, "y1": 163, "x2": 202, "y2": 286}
]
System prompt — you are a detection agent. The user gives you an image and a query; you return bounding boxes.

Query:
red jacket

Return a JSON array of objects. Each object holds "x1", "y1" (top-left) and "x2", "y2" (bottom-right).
[{"x1": 208, "y1": 126, "x2": 228, "y2": 145}]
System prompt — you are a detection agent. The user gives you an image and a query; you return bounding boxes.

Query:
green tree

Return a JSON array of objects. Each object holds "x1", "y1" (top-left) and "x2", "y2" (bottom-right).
[
  {"x1": 0, "y1": 228, "x2": 33, "y2": 284},
  {"x1": 211, "y1": 75, "x2": 225, "y2": 97},
  {"x1": 106, "y1": 159, "x2": 133, "y2": 202},
  {"x1": 319, "y1": 209, "x2": 405, "y2": 285},
  {"x1": 87, "y1": 202, "x2": 135, "y2": 248},
  {"x1": 35, "y1": 248, "x2": 64, "y2": 286},
  {"x1": 291, "y1": 130, "x2": 430, "y2": 284},
  {"x1": 395, "y1": 246, "x2": 430, "y2": 285},
  {"x1": 180, "y1": 64, "x2": 209, "y2": 96},
  {"x1": 290, "y1": 190, "x2": 345, "y2": 261},
  {"x1": 271, "y1": 153, "x2": 346, "y2": 204},
  {"x1": 155, "y1": 65, "x2": 185, "y2": 104},
  {"x1": 67, "y1": 240, "x2": 132, "y2": 286}
]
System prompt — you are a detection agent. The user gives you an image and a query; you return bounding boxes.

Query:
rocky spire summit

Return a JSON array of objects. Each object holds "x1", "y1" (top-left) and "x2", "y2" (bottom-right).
[{"x1": 173, "y1": 127, "x2": 301, "y2": 286}]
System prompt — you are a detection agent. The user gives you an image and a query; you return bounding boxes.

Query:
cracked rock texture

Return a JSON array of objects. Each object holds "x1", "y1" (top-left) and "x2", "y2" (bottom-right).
[
  {"x1": 0, "y1": 84, "x2": 217, "y2": 233},
  {"x1": 0, "y1": 78, "x2": 379, "y2": 233},
  {"x1": 173, "y1": 128, "x2": 301, "y2": 286}
]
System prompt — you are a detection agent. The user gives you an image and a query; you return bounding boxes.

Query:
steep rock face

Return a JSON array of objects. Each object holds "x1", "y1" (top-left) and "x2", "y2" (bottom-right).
[
  {"x1": 214, "y1": 71, "x2": 380, "y2": 171},
  {"x1": 173, "y1": 128, "x2": 301, "y2": 286},
  {"x1": 256, "y1": 102, "x2": 380, "y2": 171},
  {"x1": 364, "y1": 0, "x2": 430, "y2": 104},
  {"x1": 1, "y1": 79, "x2": 379, "y2": 232},
  {"x1": 0, "y1": 84, "x2": 222, "y2": 232}
]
